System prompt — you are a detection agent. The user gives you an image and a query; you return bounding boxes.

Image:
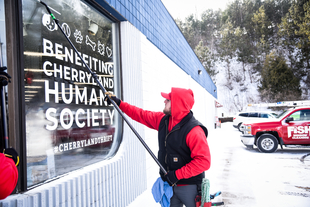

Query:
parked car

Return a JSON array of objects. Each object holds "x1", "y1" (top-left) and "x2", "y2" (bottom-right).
[
  {"x1": 240, "y1": 107, "x2": 310, "y2": 153},
  {"x1": 233, "y1": 111, "x2": 277, "y2": 131}
]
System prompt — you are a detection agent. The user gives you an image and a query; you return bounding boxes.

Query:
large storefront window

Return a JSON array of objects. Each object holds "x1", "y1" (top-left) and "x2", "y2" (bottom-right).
[{"x1": 22, "y1": 0, "x2": 121, "y2": 187}]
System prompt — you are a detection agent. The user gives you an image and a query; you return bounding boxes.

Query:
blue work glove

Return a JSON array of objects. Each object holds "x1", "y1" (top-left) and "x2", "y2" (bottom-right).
[
  {"x1": 165, "y1": 171, "x2": 178, "y2": 186},
  {"x1": 104, "y1": 92, "x2": 121, "y2": 106}
]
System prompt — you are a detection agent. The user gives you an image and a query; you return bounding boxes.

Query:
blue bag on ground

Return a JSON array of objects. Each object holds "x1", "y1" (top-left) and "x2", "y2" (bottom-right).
[{"x1": 152, "y1": 177, "x2": 173, "y2": 207}]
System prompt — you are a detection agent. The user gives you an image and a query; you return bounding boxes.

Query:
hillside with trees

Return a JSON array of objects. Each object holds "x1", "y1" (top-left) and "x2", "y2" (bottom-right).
[{"x1": 175, "y1": 0, "x2": 310, "y2": 114}]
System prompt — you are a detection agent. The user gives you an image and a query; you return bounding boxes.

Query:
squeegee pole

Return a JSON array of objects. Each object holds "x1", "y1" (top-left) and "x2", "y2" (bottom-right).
[
  {"x1": 0, "y1": 41, "x2": 9, "y2": 149},
  {"x1": 40, "y1": 1, "x2": 167, "y2": 175},
  {"x1": 0, "y1": 76, "x2": 8, "y2": 149}
]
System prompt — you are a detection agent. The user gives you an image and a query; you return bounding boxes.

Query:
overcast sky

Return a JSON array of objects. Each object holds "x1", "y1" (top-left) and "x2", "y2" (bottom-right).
[{"x1": 161, "y1": 0, "x2": 232, "y2": 21}]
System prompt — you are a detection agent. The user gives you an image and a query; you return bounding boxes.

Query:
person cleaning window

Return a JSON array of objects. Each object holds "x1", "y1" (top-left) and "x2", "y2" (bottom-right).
[{"x1": 106, "y1": 87, "x2": 211, "y2": 207}]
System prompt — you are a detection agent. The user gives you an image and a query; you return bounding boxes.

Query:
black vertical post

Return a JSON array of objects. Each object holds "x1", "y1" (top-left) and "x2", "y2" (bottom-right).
[
  {"x1": 0, "y1": 41, "x2": 9, "y2": 149},
  {"x1": 0, "y1": 80, "x2": 8, "y2": 148}
]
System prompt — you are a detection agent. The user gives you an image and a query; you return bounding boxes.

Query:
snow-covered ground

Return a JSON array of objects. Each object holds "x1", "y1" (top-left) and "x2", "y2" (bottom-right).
[{"x1": 127, "y1": 122, "x2": 310, "y2": 207}]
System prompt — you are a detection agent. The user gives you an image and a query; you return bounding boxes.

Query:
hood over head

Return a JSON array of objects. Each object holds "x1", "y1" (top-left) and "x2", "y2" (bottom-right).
[{"x1": 162, "y1": 87, "x2": 194, "y2": 123}]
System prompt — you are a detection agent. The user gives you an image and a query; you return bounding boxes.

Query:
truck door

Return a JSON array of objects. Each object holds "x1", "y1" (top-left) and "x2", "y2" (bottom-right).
[{"x1": 282, "y1": 109, "x2": 310, "y2": 144}]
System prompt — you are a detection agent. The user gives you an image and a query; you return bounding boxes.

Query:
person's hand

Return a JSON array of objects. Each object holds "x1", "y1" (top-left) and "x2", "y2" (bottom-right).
[
  {"x1": 165, "y1": 171, "x2": 178, "y2": 186},
  {"x1": 0, "y1": 69, "x2": 11, "y2": 86},
  {"x1": 104, "y1": 92, "x2": 121, "y2": 106},
  {"x1": 3, "y1": 148, "x2": 19, "y2": 166}
]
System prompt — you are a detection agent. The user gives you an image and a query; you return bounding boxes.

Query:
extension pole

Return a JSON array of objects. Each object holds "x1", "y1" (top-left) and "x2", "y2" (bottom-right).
[
  {"x1": 40, "y1": 1, "x2": 167, "y2": 175},
  {"x1": 0, "y1": 79, "x2": 8, "y2": 149},
  {"x1": 0, "y1": 41, "x2": 8, "y2": 149}
]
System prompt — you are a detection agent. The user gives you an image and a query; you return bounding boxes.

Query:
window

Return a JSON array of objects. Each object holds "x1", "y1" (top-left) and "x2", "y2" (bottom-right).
[
  {"x1": 248, "y1": 113, "x2": 258, "y2": 117},
  {"x1": 299, "y1": 110, "x2": 310, "y2": 121},
  {"x1": 260, "y1": 113, "x2": 268, "y2": 118},
  {"x1": 239, "y1": 113, "x2": 248, "y2": 117},
  {"x1": 22, "y1": 0, "x2": 121, "y2": 188},
  {"x1": 289, "y1": 110, "x2": 310, "y2": 121}
]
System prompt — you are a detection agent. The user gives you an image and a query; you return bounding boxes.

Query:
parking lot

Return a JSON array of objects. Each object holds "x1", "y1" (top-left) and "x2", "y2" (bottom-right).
[{"x1": 206, "y1": 123, "x2": 310, "y2": 206}]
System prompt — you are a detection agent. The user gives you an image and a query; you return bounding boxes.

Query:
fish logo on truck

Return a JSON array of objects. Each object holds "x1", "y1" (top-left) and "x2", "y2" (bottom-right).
[{"x1": 287, "y1": 126, "x2": 310, "y2": 139}]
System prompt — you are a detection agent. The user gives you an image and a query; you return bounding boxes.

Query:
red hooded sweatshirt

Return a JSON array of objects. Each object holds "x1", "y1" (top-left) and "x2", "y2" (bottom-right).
[
  {"x1": 0, "y1": 153, "x2": 18, "y2": 200},
  {"x1": 119, "y1": 87, "x2": 211, "y2": 180}
]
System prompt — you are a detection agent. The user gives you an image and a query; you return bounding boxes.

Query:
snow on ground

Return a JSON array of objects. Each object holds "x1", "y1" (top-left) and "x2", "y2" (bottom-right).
[{"x1": 127, "y1": 122, "x2": 310, "y2": 207}]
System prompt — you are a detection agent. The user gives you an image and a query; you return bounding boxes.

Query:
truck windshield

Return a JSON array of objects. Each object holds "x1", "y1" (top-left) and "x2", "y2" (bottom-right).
[{"x1": 276, "y1": 109, "x2": 292, "y2": 119}]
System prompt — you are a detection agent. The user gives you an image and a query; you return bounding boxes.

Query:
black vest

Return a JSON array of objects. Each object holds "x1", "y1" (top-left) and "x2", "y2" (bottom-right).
[{"x1": 158, "y1": 111, "x2": 208, "y2": 185}]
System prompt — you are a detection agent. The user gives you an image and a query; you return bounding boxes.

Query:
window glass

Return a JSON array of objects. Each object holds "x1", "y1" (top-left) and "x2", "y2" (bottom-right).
[
  {"x1": 267, "y1": 114, "x2": 273, "y2": 118},
  {"x1": 260, "y1": 113, "x2": 268, "y2": 118},
  {"x1": 248, "y1": 113, "x2": 258, "y2": 117},
  {"x1": 277, "y1": 109, "x2": 292, "y2": 119},
  {"x1": 290, "y1": 110, "x2": 310, "y2": 121},
  {"x1": 239, "y1": 113, "x2": 248, "y2": 117},
  {"x1": 302, "y1": 110, "x2": 310, "y2": 121},
  {"x1": 22, "y1": 0, "x2": 121, "y2": 188},
  {"x1": 289, "y1": 111, "x2": 301, "y2": 121}
]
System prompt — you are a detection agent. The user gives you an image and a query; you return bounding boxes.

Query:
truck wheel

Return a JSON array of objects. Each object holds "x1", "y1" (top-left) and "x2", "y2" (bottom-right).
[{"x1": 257, "y1": 134, "x2": 278, "y2": 153}]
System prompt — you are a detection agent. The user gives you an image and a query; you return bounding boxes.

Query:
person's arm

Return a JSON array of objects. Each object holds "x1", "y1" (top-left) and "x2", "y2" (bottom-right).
[
  {"x1": 175, "y1": 126, "x2": 211, "y2": 180},
  {"x1": 119, "y1": 101, "x2": 165, "y2": 130},
  {"x1": 105, "y1": 95, "x2": 165, "y2": 130}
]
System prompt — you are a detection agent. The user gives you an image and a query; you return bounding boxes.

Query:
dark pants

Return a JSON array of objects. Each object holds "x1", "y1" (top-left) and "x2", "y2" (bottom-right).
[{"x1": 170, "y1": 185, "x2": 198, "y2": 207}]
